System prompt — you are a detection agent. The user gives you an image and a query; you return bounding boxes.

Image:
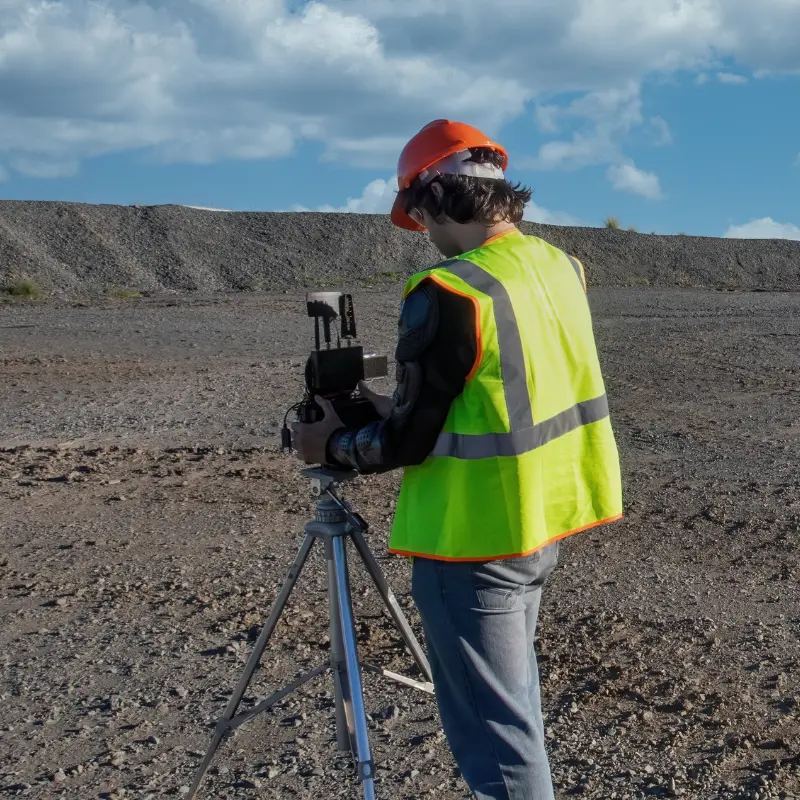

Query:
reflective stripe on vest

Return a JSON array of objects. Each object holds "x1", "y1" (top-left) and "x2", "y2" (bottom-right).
[
  {"x1": 432, "y1": 394, "x2": 609, "y2": 459},
  {"x1": 432, "y1": 258, "x2": 606, "y2": 459},
  {"x1": 442, "y1": 259, "x2": 533, "y2": 431}
]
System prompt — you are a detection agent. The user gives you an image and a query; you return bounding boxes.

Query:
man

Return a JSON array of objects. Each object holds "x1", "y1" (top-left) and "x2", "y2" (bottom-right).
[{"x1": 292, "y1": 119, "x2": 623, "y2": 800}]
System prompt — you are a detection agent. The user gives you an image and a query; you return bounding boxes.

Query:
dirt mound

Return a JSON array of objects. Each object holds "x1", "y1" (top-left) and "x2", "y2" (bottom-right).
[{"x1": 1, "y1": 200, "x2": 799, "y2": 297}]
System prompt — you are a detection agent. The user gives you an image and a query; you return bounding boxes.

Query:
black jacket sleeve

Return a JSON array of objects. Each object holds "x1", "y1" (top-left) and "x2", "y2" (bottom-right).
[{"x1": 325, "y1": 278, "x2": 477, "y2": 474}]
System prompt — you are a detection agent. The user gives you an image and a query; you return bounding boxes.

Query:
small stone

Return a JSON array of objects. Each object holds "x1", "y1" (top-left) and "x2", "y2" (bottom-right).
[
  {"x1": 644, "y1": 765, "x2": 655, "y2": 775},
  {"x1": 267, "y1": 767, "x2": 280, "y2": 779},
  {"x1": 52, "y1": 769, "x2": 67, "y2": 783},
  {"x1": 642, "y1": 711, "x2": 654, "y2": 721},
  {"x1": 145, "y1": 735, "x2": 159, "y2": 745}
]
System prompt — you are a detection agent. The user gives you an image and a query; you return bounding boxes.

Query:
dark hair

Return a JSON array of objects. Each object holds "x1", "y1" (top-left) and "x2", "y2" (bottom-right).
[{"x1": 404, "y1": 148, "x2": 531, "y2": 226}]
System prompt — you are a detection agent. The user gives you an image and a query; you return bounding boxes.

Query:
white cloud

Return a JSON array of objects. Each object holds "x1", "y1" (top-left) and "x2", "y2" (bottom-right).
[
  {"x1": 1, "y1": 0, "x2": 799, "y2": 182},
  {"x1": 607, "y1": 162, "x2": 662, "y2": 200},
  {"x1": 358, "y1": 1, "x2": 800, "y2": 77},
  {"x1": 525, "y1": 83, "x2": 644, "y2": 172},
  {"x1": 650, "y1": 116, "x2": 673, "y2": 147},
  {"x1": 695, "y1": 73, "x2": 711, "y2": 85},
  {"x1": 291, "y1": 177, "x2": 398, "y2": 214},
  {"x1": 535, "y1": 105, "x2": 561, "y2": 134},
  {"x1": 0, "y1": 0, "x2": 526, "y2": 177},
  {"x1": 724, "y1": 218, "x2": 800, "y2": 240},
  {"x1": 523, "y1": 202, "x2": 581, "y2": 227},
  {"x1": 717, "y1": 72, "x2": 748, "y2": 84},
  {"x1": 525, "y1": 84, "x2": 666, "y2": 196},
  {"x1": 182, "y1": 205, "x2": 234, "y2": 212},
  {"x1": 8, "y1": 157, "x2": 79, "y2": 179}
]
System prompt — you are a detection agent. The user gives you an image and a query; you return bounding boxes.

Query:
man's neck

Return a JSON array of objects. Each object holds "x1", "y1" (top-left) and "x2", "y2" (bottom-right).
[{"x1": 450, "y1": 221, "x2": 518, "y2": 256}]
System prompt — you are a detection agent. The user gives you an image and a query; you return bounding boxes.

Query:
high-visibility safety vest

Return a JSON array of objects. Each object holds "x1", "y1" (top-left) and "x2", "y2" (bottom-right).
[{"x1": 388, "y1": 229, "x2": 623, "y2": 562}]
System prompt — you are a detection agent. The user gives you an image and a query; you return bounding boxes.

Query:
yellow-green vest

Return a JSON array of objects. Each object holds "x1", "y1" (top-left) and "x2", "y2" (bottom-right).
[{"x1": 388, "y1": 229, "x2": 622, "y2": 561}]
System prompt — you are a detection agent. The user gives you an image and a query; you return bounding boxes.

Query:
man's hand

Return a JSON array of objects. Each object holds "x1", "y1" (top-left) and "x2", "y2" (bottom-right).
[
  {"x1": 358, "y1": 380, "x2": 393, "y2": 419},
  {"x1": 291, "y1": 396, "x2": 345, "y2": 464}
]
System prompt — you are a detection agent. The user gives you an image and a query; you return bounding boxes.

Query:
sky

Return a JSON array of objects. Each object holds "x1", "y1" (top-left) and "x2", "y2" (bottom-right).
[{"x1": 0, "y1": 1, "x2": 799, "y2": 239}]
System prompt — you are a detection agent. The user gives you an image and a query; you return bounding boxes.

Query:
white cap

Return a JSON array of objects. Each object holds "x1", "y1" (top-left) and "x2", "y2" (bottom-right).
[{"x1": 416, "y1": 149, "x2": 505, "y2": 185}]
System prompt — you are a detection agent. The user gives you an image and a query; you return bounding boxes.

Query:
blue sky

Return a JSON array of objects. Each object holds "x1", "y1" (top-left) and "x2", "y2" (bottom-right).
[{"x1": 1, "y1": 1, "x2": 799, "y2": 239}]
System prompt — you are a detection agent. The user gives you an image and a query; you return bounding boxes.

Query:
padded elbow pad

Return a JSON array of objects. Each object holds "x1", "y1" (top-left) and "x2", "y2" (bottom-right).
[
  {"x1": 392, "y1": 360, "x2": 423, "y2": 423},
  {"x1": 328, "y1": 420, "x2": 387, "y2": 471},
  {"x1": 395, "y1": 283, "x2": 439, "y2": 363},
  {"x1": 391, "y1": 282, "x2": 439, "y2": 422}
]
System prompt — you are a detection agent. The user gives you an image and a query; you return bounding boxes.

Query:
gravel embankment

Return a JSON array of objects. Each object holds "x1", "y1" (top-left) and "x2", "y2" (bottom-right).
[{"x1": 1, "y1": 201, "x2": 799, "y2": 297}]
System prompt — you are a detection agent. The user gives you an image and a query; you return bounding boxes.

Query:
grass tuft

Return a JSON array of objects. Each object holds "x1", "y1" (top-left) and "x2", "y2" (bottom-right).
[
  {"x1": 4, "y1": 278, "x2": 44, "y2": 299},
  {"x1": 604, "y1": 216, "x2": 621, "y2": 229}
]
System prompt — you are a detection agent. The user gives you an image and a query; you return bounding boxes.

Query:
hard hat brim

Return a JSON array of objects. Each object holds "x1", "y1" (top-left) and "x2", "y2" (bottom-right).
[{"x1": 391, "y1": 191, "x2": 426, "y2": 232}]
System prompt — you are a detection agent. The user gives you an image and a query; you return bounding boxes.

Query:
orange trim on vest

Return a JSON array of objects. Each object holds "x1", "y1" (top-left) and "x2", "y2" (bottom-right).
[
  {"x1": 387, "y1": 513, "x2": 623, "y2": 562},
  {"x1": 426, "y1": 274, "x2": 483, "y2": 381},
  {"x1": 480, "y1": 228, "x2": 520, "y2": 248}
]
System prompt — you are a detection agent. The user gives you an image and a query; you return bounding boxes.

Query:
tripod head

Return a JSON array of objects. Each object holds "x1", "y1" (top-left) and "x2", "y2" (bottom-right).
[
  {"x1": 301, "y1": 466, "x2": 368, "y2": 533},
  {"x1": 301, "y1": 466, "x2": 357, "y2": 496}
]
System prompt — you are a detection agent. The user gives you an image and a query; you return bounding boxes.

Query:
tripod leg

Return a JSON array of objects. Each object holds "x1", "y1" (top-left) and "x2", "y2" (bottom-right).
[
  {"x1": 350, "y1": 528, "x2": 433, "y2": 683},
  {"x1": 324, "y1": 536, "x2": 352, "y2": 751},
  {"x1": 332, "y1": 536, "x2": 376, "y2": 800},
  {"x1": 186, "y1": 532, "x2": 316, "y2": 800}
]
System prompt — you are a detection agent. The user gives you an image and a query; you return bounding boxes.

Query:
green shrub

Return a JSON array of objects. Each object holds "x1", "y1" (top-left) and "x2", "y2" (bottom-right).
[
  {"x1": 4, "y1": 279, "x2": 43, "y2": 299},
  {"x1": 604, "y1": 216, "x2": 621, "y2": 229},
  {"x1": 628, "y1": 226, "x2": 638, "y2": 233}
]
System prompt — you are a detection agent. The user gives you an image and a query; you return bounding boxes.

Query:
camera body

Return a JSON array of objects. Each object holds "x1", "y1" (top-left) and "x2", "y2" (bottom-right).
[
  {"x1": 301, "y1": 346, "x2": 388, "y2": 426},
  {"x1": 282, "y1": 292, "x2": 388, "y2": 451}
]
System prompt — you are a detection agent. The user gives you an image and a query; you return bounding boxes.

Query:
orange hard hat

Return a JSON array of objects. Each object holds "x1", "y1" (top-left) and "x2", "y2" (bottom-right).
[{"x1": 390, "y1": 119, "x2": 509, "y2": 231}]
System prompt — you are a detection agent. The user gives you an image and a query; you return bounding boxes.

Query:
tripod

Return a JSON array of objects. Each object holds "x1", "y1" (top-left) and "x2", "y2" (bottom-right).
[{"x1": 186, "y1": 467, "x2": 435, "y2": 799}]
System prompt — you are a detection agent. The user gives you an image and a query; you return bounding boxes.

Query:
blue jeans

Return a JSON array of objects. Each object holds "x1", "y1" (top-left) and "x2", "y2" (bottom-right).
[{"x1": 411, "y1": 542, "x2": 560, "y2": 800}]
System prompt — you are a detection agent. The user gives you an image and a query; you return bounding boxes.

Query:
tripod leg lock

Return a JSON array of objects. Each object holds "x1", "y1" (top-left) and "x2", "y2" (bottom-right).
[
  {"x1": 215, "y1": 719, "x2": 234, "y2": 739},
  {"x1": 358, "y1": 759, "x2": 376, "y2": 781},
  {"x1": 350, "y1": 511, "x2": 369, "y2": 533}
]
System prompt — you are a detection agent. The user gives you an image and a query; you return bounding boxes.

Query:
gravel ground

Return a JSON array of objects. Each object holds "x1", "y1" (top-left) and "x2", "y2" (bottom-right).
[{"x1": 1, "y1": 287, "x2": 800, "y2": 800}]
